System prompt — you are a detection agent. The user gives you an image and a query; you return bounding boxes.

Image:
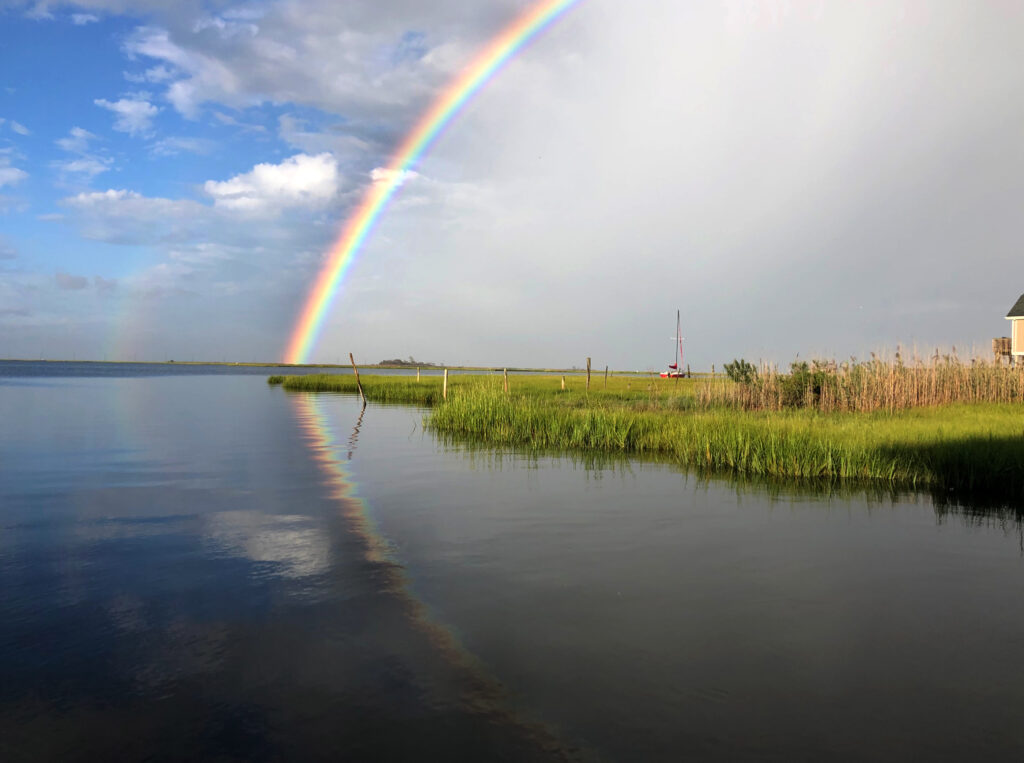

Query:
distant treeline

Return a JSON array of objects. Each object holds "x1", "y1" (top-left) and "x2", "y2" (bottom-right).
[{"x1": 378, "y1": 358, "x2": 440, "y2": 367}]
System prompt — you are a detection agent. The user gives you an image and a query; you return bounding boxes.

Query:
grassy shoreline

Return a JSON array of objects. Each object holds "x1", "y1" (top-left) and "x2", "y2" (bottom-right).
[{"x1": 268, "y1": 373, "x2": 1024, "y2": 498}]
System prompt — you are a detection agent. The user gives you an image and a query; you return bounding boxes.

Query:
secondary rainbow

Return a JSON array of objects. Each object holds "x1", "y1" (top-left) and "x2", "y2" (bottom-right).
[{"x1": 284, "y1": 0, "x2": 583, "y2": 364}]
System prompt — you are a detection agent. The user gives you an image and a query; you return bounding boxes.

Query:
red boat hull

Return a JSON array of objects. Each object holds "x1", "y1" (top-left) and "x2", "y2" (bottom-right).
[{"x1": 659, "y1": 372, "x2": 685, "y2": 378}]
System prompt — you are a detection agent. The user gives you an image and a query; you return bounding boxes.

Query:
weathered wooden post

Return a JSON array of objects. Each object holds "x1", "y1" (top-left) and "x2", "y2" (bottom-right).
[
  {"x1": 561, "y1": 375, "x2": 565, "y2": 391},
  {"x1": 503, "y1": 367, "x2": 509, "y2": 394},
  {"x1": 417, "y1": 367, "x2": 420, "y2": 382},
  {"x1": 687, "y1": 364, "x2": 691, "y2": 378},
  {"x1": 443, "y1": 368, "x2": 448, "y2": 401},
  {"x1": 349, "y1": 352, "x2": 366, "y2": 409},
  {"x1": 711, "y1": 363, "x2": 715, "y2": 378},
  {"x1": 604, "y1": 365, "x2": 608, "y2": 388},
  {"x1": 586, "y1": 357, "x2": 591, "y2": 393}
]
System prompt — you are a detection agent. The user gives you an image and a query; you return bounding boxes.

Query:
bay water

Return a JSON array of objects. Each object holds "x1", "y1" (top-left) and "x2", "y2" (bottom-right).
[{"x1": 2, "y1": 363, "x2": 1023, "y2": 761}]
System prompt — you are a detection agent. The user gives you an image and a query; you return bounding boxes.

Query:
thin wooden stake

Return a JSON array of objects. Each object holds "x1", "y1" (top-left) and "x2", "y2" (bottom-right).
[
  {"x1": 349, "y1": 352, "x2": 366, "y2": 408},
  {"x1": 416, "y1": 367, "x2": 420, "y2": 382},
  {"x1": 586, "y1": 357, "x2": 591, "y2": 393},
  {"x1": 443, "y1": 368, "x2": 448, "y2": 401},
  {"x1": 604, "y1": 365, "x2": 608, "y2": 388},
  {"x1": 561, "y1": 375, "x2": 565, "y2": 391},
  {"x1": 503, "y1": 367, "x2": 509, "y2": 394}
]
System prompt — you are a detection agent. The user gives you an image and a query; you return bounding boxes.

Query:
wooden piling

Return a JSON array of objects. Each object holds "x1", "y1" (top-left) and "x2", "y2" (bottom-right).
[
  {"x1": 561, "y1": 375, "x2": 565, "y2": 391},
  {"x1": 604, "y1": 365, "x2": 608, "y2": 388},
  {"x1": 416, "y1": 367, "x2": 420, "y2": 382},
  {"x1": 503, "y1": 367, "x2": 509, "y2": 394},
  {"x1": 586, "y1": 357, "x2": 591, "y2": 393},
  {"x1": 349, "y1": 352, "x2": 366, "y2": 408},
  {"x1": 443, "y1": 368, "x2": 448, "y2": 401}
]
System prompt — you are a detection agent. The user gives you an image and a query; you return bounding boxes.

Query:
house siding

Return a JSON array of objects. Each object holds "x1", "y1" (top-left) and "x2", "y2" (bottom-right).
[{"x1": 1013, "y1": 319, "x2": 1024, "y2": 355}]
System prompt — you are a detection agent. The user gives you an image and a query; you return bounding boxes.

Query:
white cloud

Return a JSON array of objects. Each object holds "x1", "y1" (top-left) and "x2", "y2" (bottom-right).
[
  {"x1": 61, "y1": 151, "x2": 344, "y2": 231},
  {"x1": 62, "y1": 188, "x2": 209, "y2": 244},
  {"x1": 192, "y1": 15, "x2": 258, "y2": 39},
  {"x1": 94, "y1": 96, "x2": 160, "y2": 135},
  {"x1": 203, "y1": 153, "x2": 339, "y2": 212},
  {"x1": 56, "y1": 126, "x2": 97, "y2": 153},
  {"x1": 53, "y1": 127, "x2": 111, "y2": 183},
  {"x1": 71, "y1": 13, "x2": 98, "y2": 25},
  {"x1": 370, "y1": 167, "x2": 418, "y2": 187},
  {"x1": 214, "y1": 110, "x2": 266, "y2": 133},
  {"x1": 278, "y1": 113, "x2": 372, "y2": 159},
  {"x1": 0, "y1": 165, "x2": 27, "y2": 188},
  {"x1": 9, "y1": 120, "x2": 30, "y2": 135},
  {"x1": 53, "y1": 156, "x2": 112, "y2": 181},
  {"x1": 115, "y1": 2, "x2": 520, "y2": 122},
  {"x1": 123, "y1": 64, "x2": 175, "y2": 84},
  {"x1": 22, "y1": 2, "x2": 53, "y2": 21},
  {"x1": 0, "y1": 167, "x2": 28, "y2": 187},
  {"x1": 124, "y1": 26, "x2": 243, "y2": 118},
  {"x1": 66, "y1": 188, "x2": 141, "y2": 205},
  {"x1": 50, "y1": 164, "x2": 338, "y2": 358},
  {"x1": 150, "y1": 136, "x2": 215, "y2": 156}
]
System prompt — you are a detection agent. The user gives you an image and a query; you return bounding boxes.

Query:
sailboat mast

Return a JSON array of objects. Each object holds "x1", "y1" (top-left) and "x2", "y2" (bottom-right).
[
  {"x1": 676, "y1": 310, "x2": 680, "y2": 367},
  {"x1": 679, "y1": 311, "x2": 685, "y2": 371},
  {"x1": 675, "y1": 309, "x2": 680, "y2": 381}
]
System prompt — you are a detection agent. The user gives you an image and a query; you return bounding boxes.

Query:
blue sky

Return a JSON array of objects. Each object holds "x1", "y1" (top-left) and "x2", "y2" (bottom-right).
[{"x1": 2, "y1": 1, "x2": 1023, "y2": 367}]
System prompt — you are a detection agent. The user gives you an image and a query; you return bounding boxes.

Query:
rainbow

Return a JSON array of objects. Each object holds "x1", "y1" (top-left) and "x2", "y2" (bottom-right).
[{"x1": 284, "y1": 0, "x2": 584, "y2": 364}]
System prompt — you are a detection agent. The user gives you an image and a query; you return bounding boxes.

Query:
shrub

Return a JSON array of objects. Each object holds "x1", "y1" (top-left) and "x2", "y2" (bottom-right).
[
  {"x1": 779, "y1": 361, "x2": 836, "y2": 407},
  {"x1": 724, "y1": 358, "x2": 757, "y2": 384}
]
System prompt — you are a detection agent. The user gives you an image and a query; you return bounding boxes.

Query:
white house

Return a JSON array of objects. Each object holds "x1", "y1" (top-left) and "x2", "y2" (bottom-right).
[{"x1": 1005, "y1": 294, "x2": 1024, "y2": 358}]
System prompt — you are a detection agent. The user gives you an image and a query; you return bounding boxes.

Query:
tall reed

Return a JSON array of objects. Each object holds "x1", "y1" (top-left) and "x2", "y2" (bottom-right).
[{"x1": 700, "y1": 354, "x2": 1024, "y2": 413}]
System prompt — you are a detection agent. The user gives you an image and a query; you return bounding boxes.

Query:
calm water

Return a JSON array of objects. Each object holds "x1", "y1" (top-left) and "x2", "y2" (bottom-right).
[{"x1": 2, "y1": 364, "x2": 1024, "y2": 761}]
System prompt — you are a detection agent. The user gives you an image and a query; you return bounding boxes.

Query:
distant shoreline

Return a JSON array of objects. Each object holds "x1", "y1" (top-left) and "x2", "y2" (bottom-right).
[{"x1": 0, "y1": 358, "x2": 687, "y2": 376}]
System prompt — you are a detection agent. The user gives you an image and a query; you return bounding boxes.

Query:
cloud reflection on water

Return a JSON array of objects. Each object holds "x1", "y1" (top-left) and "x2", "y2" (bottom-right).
[{"x1": 204, "y1": 511, "x2": 330, "y2": 580}]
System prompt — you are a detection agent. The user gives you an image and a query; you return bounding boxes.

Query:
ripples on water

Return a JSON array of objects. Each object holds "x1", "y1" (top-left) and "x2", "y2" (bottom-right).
[{"x1": 1, "y1": 364, "x2": 1023, "y2": 761}]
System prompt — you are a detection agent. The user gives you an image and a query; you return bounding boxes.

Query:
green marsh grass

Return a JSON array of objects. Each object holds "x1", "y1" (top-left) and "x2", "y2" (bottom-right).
[
  {"x1": 268, "y1": 369, "x2": 1024, "y2": 497},
  {"x1": 429, "y1": 385, "x2": 1024, "y2": 495},
  {"x1": 269, "y1": 371, "x2": 704, "y2": 407}
]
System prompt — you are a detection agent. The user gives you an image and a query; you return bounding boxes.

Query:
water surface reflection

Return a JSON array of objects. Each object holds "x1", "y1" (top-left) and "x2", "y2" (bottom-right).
[
  {"x1": 2, "y1": 373, "x2": 1024, "y2": 762},
  {"x1": 291, "y1": 392, "x2": 578, "y2": 760}
]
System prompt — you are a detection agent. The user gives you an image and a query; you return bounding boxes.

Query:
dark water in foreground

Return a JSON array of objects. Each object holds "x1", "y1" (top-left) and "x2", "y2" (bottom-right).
[{"x1": 2, "y1": 365, "x2": 1024, "y2": 761}]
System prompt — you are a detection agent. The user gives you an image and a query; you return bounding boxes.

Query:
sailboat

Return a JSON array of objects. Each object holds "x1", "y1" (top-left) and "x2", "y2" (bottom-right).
[{"x1": 659, "y1": 310, "x2": 685, "y2": 378}]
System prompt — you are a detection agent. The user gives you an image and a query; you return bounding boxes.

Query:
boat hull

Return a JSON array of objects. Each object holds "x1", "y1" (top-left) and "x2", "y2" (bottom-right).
[{"x1": 659, "y1": 372, "x2": 685, "y2": 378}]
